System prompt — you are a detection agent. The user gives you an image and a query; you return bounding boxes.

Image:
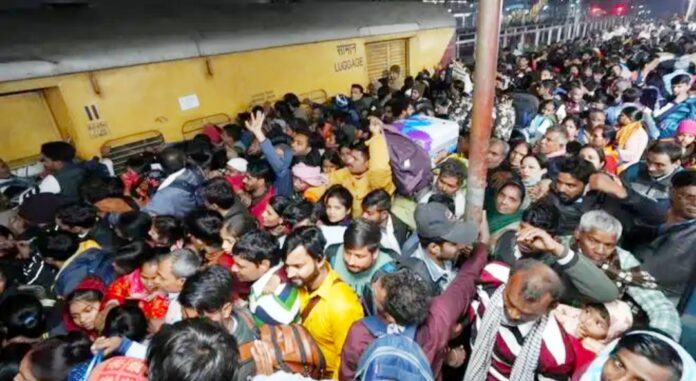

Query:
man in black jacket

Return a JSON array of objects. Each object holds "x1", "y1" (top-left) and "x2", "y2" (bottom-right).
[{"x1": 361, "y1": 189, "x2": 412, "y2": 255}]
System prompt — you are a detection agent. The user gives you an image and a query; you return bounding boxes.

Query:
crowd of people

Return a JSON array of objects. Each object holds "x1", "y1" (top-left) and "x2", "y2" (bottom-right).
[{"x1": 1, "y1": 16, "x2": 696, "y2": 381}]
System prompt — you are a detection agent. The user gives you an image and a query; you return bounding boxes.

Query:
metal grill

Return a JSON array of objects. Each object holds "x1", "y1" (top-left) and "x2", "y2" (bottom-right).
[{"x1": 102, "y1": 131, "x2": 165, "y2": 174}]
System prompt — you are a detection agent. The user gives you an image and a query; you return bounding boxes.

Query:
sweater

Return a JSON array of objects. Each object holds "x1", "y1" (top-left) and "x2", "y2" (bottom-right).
[
  {"x1": 339, "y1": 243, "x2": 488, "y2": 381},
  {"x1": 327, "y1": 131, "x2": 395, "y2": 217}
]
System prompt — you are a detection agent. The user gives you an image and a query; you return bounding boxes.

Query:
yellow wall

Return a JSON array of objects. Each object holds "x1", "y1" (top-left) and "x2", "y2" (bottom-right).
[{"x1": 0, "y1": 27, "x2": 453, "y2": 162}]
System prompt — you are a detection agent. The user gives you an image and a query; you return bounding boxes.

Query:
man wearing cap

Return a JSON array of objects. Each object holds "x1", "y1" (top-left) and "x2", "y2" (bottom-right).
[
  {"x1": 339, "y1": 205, "x2": 488, "y2": 381},
  {"x1": 400, "y1": 202, "x2": 481, "y2": 297}
]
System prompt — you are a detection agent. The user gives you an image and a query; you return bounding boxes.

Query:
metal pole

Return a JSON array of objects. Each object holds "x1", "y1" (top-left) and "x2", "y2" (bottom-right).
[{"x1": 465, "y1": 0, "x2": 503, "y2": 224}]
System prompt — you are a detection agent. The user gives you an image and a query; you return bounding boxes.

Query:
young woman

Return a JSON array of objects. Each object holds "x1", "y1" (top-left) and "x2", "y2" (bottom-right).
[
  {"x1": 615, "y1": 106, "x2": 648, "y2": 173},
  {"x1": 53, "y1": 277, "x2": 105, "y2": 340},
  {"x1": 260, "y1": 196, "x2": 291, "y2": 242},
  {"x1": 318, "y1": 185, "x2": 354, "y2": 247},
  {"x1": 675, "y1": 119, "x2": 696, "y2": 168},
  {"x1": 519, "y1": 154, "x2": 549, "y2": 205},
  {"x1": 219, "y1": 213, "x2": 258, "y2": 254},
  {"x1": 578, "y1": 145, "x2": 607, "y2": 172}
]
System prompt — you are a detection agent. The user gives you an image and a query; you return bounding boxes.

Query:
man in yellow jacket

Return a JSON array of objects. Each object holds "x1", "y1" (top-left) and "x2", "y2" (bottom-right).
[
  {"x1": 282, "y1": 226, "x2": 364, "y2": 379},
  {"x1": 327, "y1": 117, "x2": 395, "y2": 218}
]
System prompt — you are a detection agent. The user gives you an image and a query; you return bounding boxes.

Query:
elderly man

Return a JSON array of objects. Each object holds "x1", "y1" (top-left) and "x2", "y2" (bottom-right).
[
  {"x1": 573, "y1": 210, "x2": 681, "y2": 340},
  {"x1": 538, "y1": 126, "x2": 569, "y2": 178},
  {"x1": 465, "y1": 259, "x2": 576, "y2": 381},
  {"x1": 154, "y1": 248, "x2": 202, "y2": 325}
]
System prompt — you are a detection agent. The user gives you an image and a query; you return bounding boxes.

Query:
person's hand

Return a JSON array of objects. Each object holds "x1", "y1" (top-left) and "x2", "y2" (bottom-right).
[
  {"x1": 528, "y1": 179, "x2": 551, "y2": 201},
  {"x1": 434, "y1": 150, "x2": 449, "y2": 164},
  {"x1": 91, "y1": 336, "x2": 123, "y2": 356},
  {"x1": 478, "y1": 210, "x2": 490, "y2": 245},
  {"x1": 251, "y1": 340, "x2": 275, "y2": 376},
  {"x1": 368, "y1": 116, "x2": 383, "y2": 135},
  {"x1": 238, "y1": 191, "x2": 252, "y2": 207},
  {"x1": 588, "y1": 173, "x2": 627, "y2": 199},
  {"x1": 516, "y1": 225, "x2": 565, "y2": 257},
  {"x1": 244, "y1": 111, "x2": 266, "y2": 140},
  {"x1": 262, "y1": 274, "x2": 281, "y2": 295},
  {"x1": 445, "y1": 346, "x2": 467, "y2": 368}
]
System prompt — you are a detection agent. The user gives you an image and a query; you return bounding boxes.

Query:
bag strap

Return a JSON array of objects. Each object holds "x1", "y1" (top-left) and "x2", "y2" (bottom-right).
[
  {"x1": 361, "y1": 316, "x2": 387, "y2": 337},
  {"x1": 300, "y1": 278, "x2": 340, "y2": 322},
  {"x1": 78, "y1": 351, "x2": 104, "y2": 381}
]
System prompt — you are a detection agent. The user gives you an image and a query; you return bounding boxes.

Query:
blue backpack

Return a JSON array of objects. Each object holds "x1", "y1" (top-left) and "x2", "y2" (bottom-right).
[{"x1": 355, "y1": 317, "x2": 434, "y2": 381}]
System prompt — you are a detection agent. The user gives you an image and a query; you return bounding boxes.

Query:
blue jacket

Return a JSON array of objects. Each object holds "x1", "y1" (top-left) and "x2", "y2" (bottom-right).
[
  {"x1": 143, "y1": 168, "x2": 203, "y2": 218},
  {"x1": 260, "y1": 139, "x2": 294, "y2": 197}
]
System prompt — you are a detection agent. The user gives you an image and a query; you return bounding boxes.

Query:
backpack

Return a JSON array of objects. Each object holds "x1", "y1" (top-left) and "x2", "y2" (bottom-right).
[
  {"x1": 510, "y1": 92, "x2": 539, "y2": 129},
  {"x1": 78, "y1": 157, "x2": 111, "y2": 179},
  {"x1": 54, "y1": 248, "x2": 115, "y2": 298},
  {"x1": 382, "y1": 125, "x2": 433, "y2": 197},
  {"x1": 238, "y1": 323, "x2": 327, "y2": 380},
  {"x1": 355, "y1": 317, "x2": 434, "y2": 381}
]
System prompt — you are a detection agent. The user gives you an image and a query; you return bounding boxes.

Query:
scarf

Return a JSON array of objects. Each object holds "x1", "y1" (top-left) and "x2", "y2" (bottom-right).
[
  {"x1": 597, "y1": 253, "x2": 658, "y2": 292},
  {"x1": 485, "y1": 186, "x2": 524, "y2": 234},
  {"x1": 615, "y1": 121, "x2": 643, "y2": 149},
  {"x1": 485, "y1": 202, "x2": 523, "y2": 235},
  {"x1": 463, "y1": 286, "x2": 549, "y2": 381}
]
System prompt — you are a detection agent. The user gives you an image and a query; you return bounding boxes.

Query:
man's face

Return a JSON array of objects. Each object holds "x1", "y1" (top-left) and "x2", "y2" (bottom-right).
[
  {"x1": 343, "y1": 246, "x2": 377, "y2": 273},
  {"x1": 486, "y1": 143, "x2": 506, "y2": 169},
  {"x1": 243, "y1": 174, "x2": 263, "y2": 193},
  {"x1": 503, "y1": 271, "x2": 554, "y2": 325},
  {"x1": 517, "y1": 57, "x2": 529, "y2": 70},
  {"x1": 672, "y1": 82, "x2": 689, "y2": 96},
  {"x1": 182, "y1": 305, "x2": 231, "y2": 324},
  {"x1": 588, "y1": 112, "x2": 606, "y2": 128},
  {"x1": 540, "y1": 70, "x2": 553, "y2": 81},
  {"x1": 554, "y1": 172, "x2": 586, "y2": 203},
  {"x1": 436, "y1": 174, "x2": 460, "y2": 196},
  {"x1": 345, "y1": 149, "x2": 369, "y2": 175},
  {"x1": 362, "y1": 206, "x2": 389, "y2": 227},
  {"x1": 601, "y1": 348, "x2": 677, "y2": 381},
  {"x1": 39, "y1": 154, "x2": 59, "y2": 173},
  {"x1": 351, "y1": 87, "x2": 363, "y2": 101},
  {"x1": 284, "y1": 245, "x2": 323, "y2": 288},
  {"x1": 291, "y1": 134, "x2": 310, "y2": 156},
  {"x1": 231, "y1": 256, "x2": 268, "y2": 283},
  {"x1": 570, "y1": 88, "x2": 584, "y2": 103},
  {"x1": 427, "y1": 240, "x2": 465, "y2": 262},
  {"x1": 576, "y1": 229, "x2": 618, "y2": 263},
  {"x1": 540, "y1": 132, "x2": 562, "y2": 154},
  {"x1": 0, "y1": 159, "x2": 10, "y2": 179},
  {"x1": 155, "y1": 257, "x2": 184, "y2": 294},
  {"x1": 646, "y1": 152, "x2": 679, "y2": 179},
  {"x1": 221, "y1": 131, "x2": 235, "y2": 146},
  {"x1": 590, "y1": 129, "x2": 608, "y2": 148},
  {"x1": 247, "y1": 139, "x2": 261, "y2": 156},
  {"x1": 671, "y1": 185, "x2": 696, "y2": 220}
]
